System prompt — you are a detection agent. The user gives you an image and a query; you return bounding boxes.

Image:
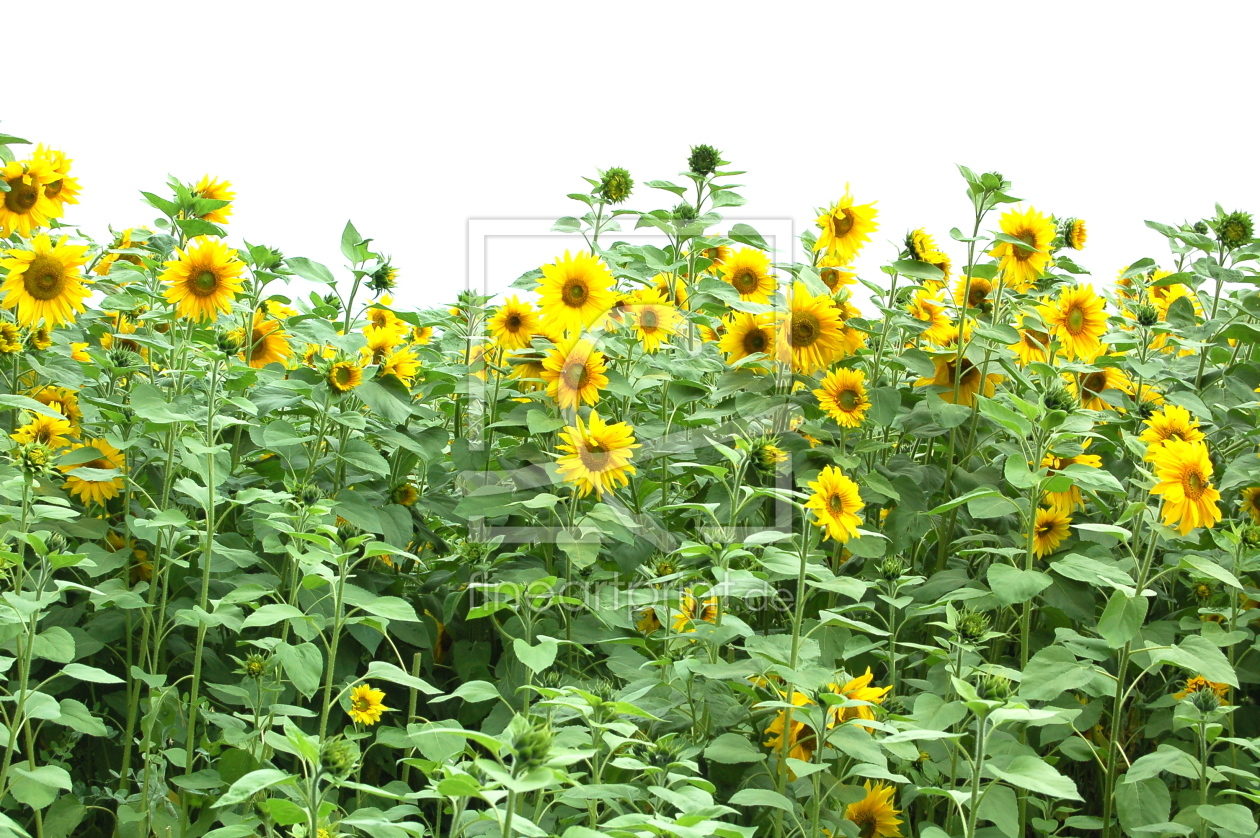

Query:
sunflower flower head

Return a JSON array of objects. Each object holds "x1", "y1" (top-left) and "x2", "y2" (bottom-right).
[
  {"x1": 845, "y1": 781, "x2": 903, "y2": 838},
  {"x1": 554, "y1": 410, "x2": 639, "y2": 498},
  {"x1": 347, "y1": 683, "x2": 391, "y2": 726},
  {"x1": 805, "y1": 465, "x2": 863, "y2": 543},
  {"x1": 814, "y1": 185, "x2": 879, "y2": 263},
  {"x1": 1149, "y1": 440, "x2": 1222, "y2": 536},
  {"x1": 1215, "y1": 210, "x2": 1254, "y2": 250},
  {"x1": 1, "y1": 235, "x2": 92, "y2": 327},
  {"x1": 687, "y1": 144, "x2": 722, "y2": 177},
  {"x1": 990, "y1": 206, "x2": 1056, "y2": 291},
  {"x1": 160, "y1": 236, "x2": 246, "y2": 323}
]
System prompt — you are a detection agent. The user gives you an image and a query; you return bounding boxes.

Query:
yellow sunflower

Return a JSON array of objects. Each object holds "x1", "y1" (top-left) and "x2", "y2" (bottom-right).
[
  {"x1": 234, "y1": 311, "x2": 292, "y2": 369},
  {"x1": 673, "y1": 591, "x2": 719, "y2": 631},
  {"x1": 1174, "y1": 676, "x2": 1229, "y2": 703},
  {"x1": 1140, "y1": 405, "x2": 1204, "y2": 458},
  {"x1": 1240, "y1": 487, "x2": 1260, "y2": 523},
  {"x1": 1070, "y1": 365, "x2": 1132, "y2": 411},
  {"x1": 805, "y1": 465, "x2": 864, "y2": 543},
  {"x1": 649, "y1": 272, "x2": 688, "y2": 307},
  {"x1": 828, "y1": 668, "x2": 892, "y2": 725},
  {"x1": 953, "y1": 275, "x2": 993, "y2": 310},
  {"x1": 763, "y1": 689, "x2": 817, "y2": 763},
  {"x1": 59, "y1": 438, "x2": 125, "y2": 505},
  {"x1": 818, "y1": 254, "x2": 857, "y2": 292},
  {"x1": 1039, "y1": 284, "x2": 1108, "y2": 361},
  {"x1": 845, "y1": 782, "x2": 903, "y2": 838},
  {"x1": 0, "y1": 158, "x2": 61, "y2": 238},
  {"x1": 537, "y1": 250, "x2": 618, "y2": 334},
  {"x1": 719, "y1": 248, "x2": 777, "y2": 303},
  {"x1": 1149, "y1": 440, "x2": 1222, "y2": 535},
  {"x1": 627, "y1": 288, "x2": 682, "y2": 353},
  {"x1": 814, "y1": 367, "x2": 870, "y2": 428},
  {"x1": 192, "y1": 175, "x2": 235, "y2": 224},
  {"x1": 160, "y1": 236, "x2": 246, "y2": 322},
  {"x1": 29, "y1": 386, "x2": 82, "y2": 425},
  {"x1": 489, "y1": 295, "x2": 539, "y2": 350},
  {"x1": 916, "y1": 332, "x2": 1002, "y2": 407},
  {"x1": 11, "y1": 413, "x2": 75, "y2": 449},
  {"x1": 777, "y1": 281, "x2": 847, "y2": 375},
  {"x1": 301, "y1": 343, "x2": 335, "y2": 367},
  {"x1": 380, "y1": 347, "x2": 420, "y2": 384},
  {"x1": 32, "y1": 146, "x2": 81, "y2": 215},
  {"x1": 701, "y1": 242, "x2": 732, "y2": 273},
  {"x1": 906, "y1": 288, "x2": 954, "y2": 346},
  {"x1": 347, "y1": 683, "x2": 391, "y2": 725},
  {"x1": 0, "y1": 235, "x2": 92, "y2": 327},
  {"x1": 1042, "y1": 445, "x2": 1102, "y2": 513},
  {"x1": 1066, "y1": 218, "x2": 1088, "y2": 250},
  {"x1": 541, "y1": 335, "x2": 608, "y2": 410},
  {"x1": 1009, "y1": 316, "x2": 1052, "y2": 366},
  {"x1": 990, "y1": 206, "x2": 1056, "y2": 291},
  {"x1": 328, "y1": 361, "x2": 363, "y2": 392},
  {"x1": 0, "y1": 323, "x2": 21, "y2": 354},
  {"x1": 814, "y1": 185, "x2": 879, "y2": 263},
  {"x1": 70, "y1": 342, "x2": 90, "y2": 362},
  {"x1": 554, "y1": 410, "x2": 639, "y2": 498},
  {"x1": 362, "y1": 323, "x2": 405, "y2": 362},
  {"x1": 411, "y1": 325, "x2": 434, "y2": 345},
  {"x1": 718, "y1": 311, "x2": 776, "y2": 367},
  {"x1": 1031, "y1": 506, "x2": 1072, "y2": 558}
]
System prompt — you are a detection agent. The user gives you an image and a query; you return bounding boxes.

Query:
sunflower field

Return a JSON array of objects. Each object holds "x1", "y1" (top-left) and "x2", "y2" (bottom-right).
[{"x1": 0, "y1": 128, "x2": 1259, "y2": 838}]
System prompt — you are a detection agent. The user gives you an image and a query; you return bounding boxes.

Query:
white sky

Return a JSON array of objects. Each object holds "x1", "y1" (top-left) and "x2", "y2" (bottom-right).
[{"x1": 14, "y1": 1, "x2": 1259, "y2": 310}]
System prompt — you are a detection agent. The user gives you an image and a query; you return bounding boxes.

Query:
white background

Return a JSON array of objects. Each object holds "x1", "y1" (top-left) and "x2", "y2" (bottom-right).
[{"x1": 13, "y1": 1, "x2": 1259, "y2": 308}]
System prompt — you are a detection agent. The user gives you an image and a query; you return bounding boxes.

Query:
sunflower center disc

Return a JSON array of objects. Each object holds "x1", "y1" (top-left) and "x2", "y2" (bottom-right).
[
  {"x1": 582, "y1": 443, "x2": 610, "y2": 470},
  {"x1": 791, "y1": 312, "x2": 820, "y2": 346},
  {"x1": 193, "y1": 270, "x2": 219, "y2": 295},
  {"x1": 23, "y1": 255, "x2": 67, "y2": 301},
  {"x1": 505, "y1": 314, "x2": 521, "y2": 331},
  {"x1": 832, "y1": 209, "x2": 855, "y2": 238},
  {"x1": 641, "y1": 309, "x2": 659, "y2": 329},
  {"x1": 731, "y1": 270, "x2": 759, "y2": 294},
  {"x1": 1014, "y1": 232, "x2": 1037, "y2": 261},
  {"x1": 1066, "y1": 307, "x2": 1086, "y2": 333},
  {"x1": 4, "y1": 179, "x2": 38, "y2": 213},
  {"x1": 563, "y1": 361, "x2": 588, "y2": 389},
  {"x1": 1083, "y1": 372, "x2": 1106, "y2": 395},
  {"x1": 1187, "y1": 471, "x2": 1204, "y2": 498},
  {"x1": 827, "y1": 493, "x2": 844, "y2": 513},
  {"x1": 45, "y1": 179, "x2": 64, "y2": 199},
  {"x1": 744, "y1": 330, "x2": 767, "y2": 354},
  {"x1": 564, "y1": 279, "x2": 588, "y2": 306},
  {"x1": 838, "y1": 390, "x2": 859, "y2": 411},
  {"x1": 821, "y1": 269, "x2": 840, "y2": 290}
]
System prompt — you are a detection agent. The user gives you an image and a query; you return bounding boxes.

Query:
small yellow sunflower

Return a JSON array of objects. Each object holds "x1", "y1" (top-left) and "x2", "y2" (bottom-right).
[
  {"x1": 0, "y1": 322, "x2": 21, "y2": 354},
  {"x1": 554, "y1": 410, "x2": 639, "y2": 498},
  {"x1": 380, "y1": 347, "x2": 421, "y2": 385},
  {"x1": 805, "y1": 465, "x2": 863, "y2": 543},
  {"x1": 1009, "y1": 316, "x2": 1052, "y2": 366},
  {"x1": 1041, "y1": 446, "x2": 1102, "y2": 514},
  {"x1": 829, "y1": 668, "x2": 892, "y2": 726},
  {"x1": 192, "y1": 175, "x2": 235, "y2": 224},
  {"x1": 234, "y1": 311, "x2": 292, "y2": 369},
  {"x1": 1039, "y1": 284, "x2": 1108, "y2": 361},
  {"x1": 906, "y1": 288, "x2": 954, "y2": 346},
  {"x1": 1070, "y1": 365, "x2": 1132, "y2": 412},
  {"x1": 777, "y1": 281, "x2": 847, "y2": 375},
  {"x1": 411, "y1": 325, "x2": 434, "y2": 345},
  {"x1": 814, "y1": 367, "x2": 870, "y2": 428},
  {"x1": 541, "y1": 335, "x2": 608, "y2": 410},
  {"x1": 362, "y1": 323, "x2": 405, "y2": 362},
  {"x1": 488, "y1": 295, "x2": 539, "y2": 350},
  {"x1": 1066, "y1": 218, "x2": 1088, "y2": 250},
  {"x1": 814, "y1": 185, "x2": 879, "y2": 263},
  {"x1": 1031, "y1": 506, "x2": 1073, "y2": 558},
  {"x1": 0, "y1": 158, "x2": 61, "y2": 238},
  {"x1": 1140, "y1": 404, "x2": 1204, "y2": 458},
  {"x1": 627, "y1": 288, "x2": 682, "y2": 353},
  {"x1": 1240, "y1": 487, "x2": 1260, "y2": 523},
  {"x1": 59, "y1": 438, "x2": 125, "y2": 505},
  {"x1": 673, "y1": 591, "x2": 719, "y2": 631},
  {"x1": 1174, "y1": 676, "x2": 1229, "y2": 703},
  {"x1": 347, "y1": 683, "x2": 391, "y2": 725},
  {"x1": 33, "y1": 146, "x2": 80, "y2": 212},
  {"x1": 990, "y1": 206, "x2": 1056, "y2": 291},
  {"x1": 845, "y1": 782, "x2": 903, "y2": 838},
  {"x1": 719, "y1": 248, "x2": 777, "y2": 303},
  {"x1": 718, "y1": 311, "x2": 776, "y2": 367},
  {"x1": 537, "y1": 250, "x2": 618, "y2": 334},
  {"x1": 817, "y1": 254, "x2": 857, "y2": 292},
  {"x1": 160, "y1": 236, "x2": 246, "y2": 322},
  {"x1": 763, "y1": 689, "x2": 817, "y2": 764},
  {"x1": 328, "y1": 361, "x2": 363, "y2": 393},
  {"x1": 29, "y1": 386, "x2": 82, "y2": 425},
  {"x1": 11, "y1": 413, "x2": 75, "y2": 449},
  {"x1": 0, "y1": 235, "x2": 92, "y2": 327},
  {"x1": 915, "y1": 332, "x2": 1002, "y2": 407},
  {"x1": 700, "y1": 242, "x2": 732, "y2": 273},
  {"x1": 1149, "y1": 440, "x2": 1222, "y2": 535},
  {"x1": 302, "y1": 343, "x2": 335, "y2": 367},
  {"x1": 953, "y1": 275, "x2": 993, "y2": 310}
]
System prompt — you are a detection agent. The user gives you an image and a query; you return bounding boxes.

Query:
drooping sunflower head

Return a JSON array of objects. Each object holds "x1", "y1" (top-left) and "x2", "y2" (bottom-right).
[
  {"x1": 1240, "y1": 487, "x2": 1260, "y2": 524},
  {"x1": 990, "y1": 206, "x2": 1056, "y2": 291},
  {"x1": 1061, "y1": 217, "x2": 1088, "y2": 250},
  {"x1": 537, "y1": 250, "x2": 617, "y2": 334},
  {"x1": 1071, "y1": 365, "x2": 1132, "y2": 412},
  {"x1": 746, "y1": 436, "x2": 789, "y2": 477},
  {"x1": 915, "y1": 345, "x2": 1001, "y2": 408},
  {"x1": 391, "y1": 482, "x2": 420, "y2": 507},
  {"x1": 845, "y1": 781, "x2": 903, "y2": 838},
  {"x1": 0, "y1": 235, "x2": 92, "y2": 327},
  {"x1": 814, "y1": 367, "x2": 870, "y2": 429},
  {"x1": 554, "y1": 409, "x2": 640, "y2": 498},
  {"x1": 814, "y1": 185, "x2": 879, "y2": 263},
  {"x1": 777, "y1": 281, "x2": 847, "y2": 375},
  {"x1": 1149, "y1": 439, "x2": 1223, "y2": 536},
  {"x1": 160, "y1": 236, "x2": 246, "y2": 323},
  {"x1": 805, "y1": 465, "x2": 864, "y2": 543},
  {"x1": 906, "y1": 228, "x2": 939, "y2": 263},
  {"x1": 719, "y1": 247, "x2": 777, "y2": 303},
  {"x1": 541, "y1": 335, "x2": 608, "y2": 411},
  {"x1": 29, "y1": 386, "x2": 82, "y2": 425},
  {"x1": 489, "y1": 295, "x2": 540, "y2": 350},
  {"x1": 1039, "y1": 284, "x2": 1108, "y2": 361},
  {"x1": 58, "y1": 438, "x2": 125, "y2": 505},
  {"x1": 1031, "y1": 506, "x2": 1073, "y2": 558}
]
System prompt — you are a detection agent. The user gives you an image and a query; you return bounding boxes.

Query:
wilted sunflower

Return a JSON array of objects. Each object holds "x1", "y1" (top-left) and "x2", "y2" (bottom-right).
[
  {"x1": 0, "y1": 235, "x2": 92, "y2": 327},
  {"x1": 718, "y1": 311, "x2": 776, "y2": 367},
  {"x1": 1149, "y1": 440, "x2": 1222, "y2": 535},
  {"x1": 805, "y1": 465, "x2": 863, "y2": 543},
  {"x1": 1240, "y1": 487, "x2": 1260, "y2": 524},
  {"x1": 719, "y1": 248, "x2": 777, "y2": 303},
  {"x1": 554, "y1": 410, "x2": 639, "y2": 498},
  {"x1": 1039, "y1": 284, "x2": 1108, "y2": 361},
  {"x1": 814, "y1": 367, "x2": 870, "y2": 428},
  {"x1": 0, "y1": 158, "x2": 61, "y2": 238},
  {"x1": 845, "y1": 782, "x2": 903, "y2": 838},
  {"x1": 160, "y1": 236, "x2": 246, "y2": 322},
  {"x1": 541, "y1": 335, "x2": 608, "y2": 410},
  {"x1": 327, "y1": 361, "x2": 363, "y2": 393},
  {"x1": 777, "y1": 281, "x2": 847, "y2": 375},
  {"x1": 906, "y1": 289, "x2": 954, "y2": 346},
  {"x1": 11, "y1": 413, "x2": 75, "y2": 449},
  {"x1": 817, "y1": 254, "x2": 857, "y2": 292},
  {"x1": 192, "y1": 175, "x2": 235, "y2": 224},
  {"x1": 814, "y1": 185, "x2": 879, "y2": 263},
  {"x1": 488, "y1": 295, "x2": 539, "y2": 350},
  {"x1": 59, "y1": 438, "x2": 125, "y2": 505},
  {"x1": 232, "y1": 311, "x2": 292, "y2": 369},
  {"x1": 1140, "y1": 404, "x2": 1204, "y2": 457},
  {"x1": 1009, "y1": 316, "x2": 1052, "y2": 366},
  {"x1": 537, "y1": 250, "x2": 618, "y2": 334},
  {"x1": 990, "y1": 205, "x2": 1055, "y2": 290},
  {"x1": 627, "y1": 288, "x2": 681, "y2": 352},
  {"x1": 673, "y1": 591, "x2": 719, "y2": 631},
  {"x1": 1031, "y1": 506, "x2": 1072, "y2": 558},
  {"x1": 380, "y1": 347, "x2": 420, "y2": 384},
  {"x1": 347, "y1": 683, "x2": 391, "y2": 725}
]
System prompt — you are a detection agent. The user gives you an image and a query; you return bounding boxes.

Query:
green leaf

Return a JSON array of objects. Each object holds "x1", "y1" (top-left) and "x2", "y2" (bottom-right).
[
  {"x1": 8, "y1": 764, "x2": 72, "y2": 809},
  {"x1": 984, "y1": 755, "x2": 1082, "y2": 800},
  {"x1": 1097, "y1": 591, "x2": 1148, "y2": 648},
  {"x1": 1019, "y1": 646, "x2": 1092, "y2": 701},
  {"x1": 728, "y1": 223, "x2": 769, "y2": 250},
  {"x1": 987, "y1": 565, "x2": 1052, "y2": 607},
  {"x1": 526, "y1": 410, "x2": 565, "y2": 435},
  {"x1": 364, "y1": 660, "x2": 441, "y2": 695},
  {"x1": 213, "y1": 769, "x2": 296, "y2": 807},
  {"x1": 1116, "y1": 778, "x2": 1171, "y2": 834},
  {"x1": 1154, "y1": 635, "x2": 1238, "y2": 687},
  {"x1": 287, "y1": 256, "x2": 336, "y2": 285},
  {"x1": 129, "y1": 383, "x2": 195, "y2": 424},
  {"x1": 52, "y1": 699, "x2": 107, "y2": 737},
  {"x1": 1178, "y1": 556, "x2": 1243, "y2": 590},
  {"x1": 513, "y1": 637, "x2": 558, "y2": 674},
  {"x1": 60, "y1": 663, "x2": 123, "y2": 685},
  {"x1": 704, "y1": 733, "x2": 765, "y2": 764},
  {"x1": 241, "y1": 604, "x2": 305, "y2": 629},
  {"x1": 729, "y1": 788, "x2": 795, "y2": 812},
  {"x1": 1124, "y1": 745, "x2": 1201, "y2": 784},
  {"x1": 276, "y1": 643, "x2": 322, "y2": 698},
  {"x1": 1197, "y1": 804, "x2": 1256, "y2": 835},
  {"x1": 355, "y1": 378, "x2": 414, "y2": 425},
  {"x1": 890, "y1": 259, "x2": 945, "y2": 281},
  {"x1": 339, "y1": 439, "x2": 390, "y2": 476}
]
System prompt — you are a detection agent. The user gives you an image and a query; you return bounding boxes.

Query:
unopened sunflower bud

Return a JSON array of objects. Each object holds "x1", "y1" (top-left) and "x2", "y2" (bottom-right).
[
  {"x1": 597, "y1": 167, "x2": 633, "y2": 204},
  {"x1": 109, "y1": 348, "x2": 143, "y2": 369},
  {"x1": 44, "y1": 532, "x2": 68, "y2": 555},
  {"x1": 368, "y1": 261, "x2": 398, "y2": 295},
  {"x1": 217, "y1": 330, "x2": 244, "y2": 355},
  {"x1": 511, "y1": 720, "x2": 553, "y2": 773},
  {"x1": 1134, "y1": 303, "x2": 1160, "y2": 328},
  {"x1": 243, "y1": 653, "x2": 268, "y2": 679},
  {"x1": 13, "y1": 442, "x2": 56, "y2": 478},
  {"x1": 1216, "y1": 211, "x2": 1254, "y2": 249},
  {"x1": 1043, "y1": 381, "x2": 1077, "y2": 414},
  {"x1": 977, "y1": 673, "x2": 1012, "y2": 701},
  {"x1": 955, "y1": 608, "x2": 991, "y2": 644},
  {"x1": 319, "y1": 736, "x2": 358, "y2": 778},
  {"x1": 878, "y1": 555, "x2": 906, "y2": 581},
  {"x1": 673, "y1": 202, "x2": 698, "y2": 222},
  {"x1": 688, "y1": 144, "x2": 722, "y2": 177},
  {"x1": 1190, "y1": 686, "x2": 1222, "y2": 714},
  {"x1": 1242, "y1": 524, "x2": 1260, "y2": 547},
  {"x1": 322, "y1": 292, "x2": 343, "y2": 313},
  {"x1": 1192, "y1": 220, "x2": 1210, "y2": 235}
]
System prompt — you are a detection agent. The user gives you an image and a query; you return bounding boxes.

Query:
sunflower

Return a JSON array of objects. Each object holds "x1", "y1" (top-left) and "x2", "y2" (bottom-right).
[
  {"x1": 380, "y1": 347, "x2": 421, "y2": 385},
  {"x1": 70, "y1": 342, "x2": 90, "y2": 362},
  {"x1": 718, "y1": 311, "x2": 776, "y2": 367},
  {"x1": 990, "y1": 206, "x2": 1056, "y2": 291},
  {"x1": 347, "y1": 683, "x2": 391, "y2": 725},
  {"x1": 0, "y1": 235, "x2": 92, "y2": 327},
  {"x1": 814, "y1": 185, "x2": 879, "y2": 263},
  {"x1": 1149, "y1": 440, "x2": 1222, "y2": 535},
  {"x1": 192, "y1": 175, "x2": 235, "y2": 224},
  {"x1": 906, "y1": 228, "x2": 941, "y2": 263},
  {"x1": 0, "y1": 158, "x2": 61, "y2": 238},
  {"x1": 554, "y1": 410, "x2": 639, "y2": 498},
  {"x1": 28, "y1": 326, "x2": 52, "y2": 351},
  {"x1": 627, "y1": 288, "x2": 682, "y2": 352},
  {"x1": 365, "y1": 305, "x2": 404, "y2": 334},
  {"x1": 814, "y1": 367, "x2": 870, "y2": 428},
  {"x1": 805, "y1": 465, "x2": 863, "y2": 543},
  {"x1": 11, "y1": 413, "x2": 75, "y2": 449},
  {"x1": 636, "y1": 607, "x2": 663, "y2": 634},
  {"x1": 763, "y1": 689, "x2": 817, "y2": 763},
  {"x1": 1174, "y1": 676, "x2": 1230, "y2": 703},
  {"x1": 362, "y1": 323, "x2": 404, "y2": 362},
  {"x1": 328, "y1": 361, "x2": 363, "y2": 392},
  {"x1": 30, "y1": 386, "x2": 82, "y2": 425},
  {"x1": 411, "y1": 325, "x2": 434, "y2": 345},
  {"x1": 719, "y1": 248, "x2": 777, "y2": 303},
  {"x1": 1240, "y1": 487, "x2": 1260, "y2": 523},
  {"x1": 1041, "y1": 445, "x2": 1102, "y2": 513},
  {"x1": 1140, "y1": 404, "x2": 1204, "y2": 457},
  {"x1": 1031, "y1": 506, "x2": 1072, "y2": 558},
  {"x1": 1039, "y1": 284, "x2": 1108, "y2": 361},
  {"x1": 673, "y1": 591, "x2": 719, "y2": 631},
  {"x1": 59, "y1": 438, "x2": 125, "y2": 505},
  {"x1": 915, "y1": 334, "x2": 1002, "y2": 407},
  {"x1": 234, "y1": 311, "x2": 292, "y2": 369},
  {"x1": 818, "y1": 254, "x2": 857, "y2": 292},
  {"x1": 33, "y1": 146, "x2": 81, "y2": 213},
  {"x1": 906, "y1": 288, "x2": 954, "y2": 346},
  {"x1": 488, "y1": 295, "x2": 539, "y2": 350},
  {"x1": 1070, "y1": 365, "x2": 1132, "y2": 411},
  {"x1": 1009, "y1": 316, "x2": 1052, "y2": 366},
  {"x1": 777, "y1": 281, "x2": 847, "y2": 375},
  {"x1": 541, "y1": 335, "x2": 608, "y2": 410},
  {"x1": 301, "y1": 343, "x2": 335, "y2": 367},
  {"x1": 845, "y1": 782, "x2": 903, "y2": 838},
  {"x1": 650, "y1": 272, "x2": 688, "y2": 307},
  {"x1": 828, "y1": 668, "x2": 892, "y2": 725},
  {"x1": 537, "y1": 250, "x2": 618, "y2": 334},
  {"x1": 1065, "y1": 218, "x2": 1088, "y2": 250},
  {"x1": 391, "y1": 483, "x2": 419, "y2": 507},
  {"x1": 160, "y1": 236, "x2": 246, "y2": 322},
  {"x1": 0, "y1": 323, "x2": 21, "y2": 354},
  {"x1": 700, "y1": 242, "x2": 732, "y2": 273},
  {"x1": 953, "y1": 275, "x2": 993, "y2": 310}
]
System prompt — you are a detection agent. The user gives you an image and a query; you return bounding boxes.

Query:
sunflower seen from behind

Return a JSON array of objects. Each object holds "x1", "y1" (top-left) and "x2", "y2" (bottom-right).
[
  {"x1": 161, "y1": 236, "x2": 246, "y2": 322},
  {"x1": 554, "y1": 409, "x2": 639, "y2": 498},
  {"x1": 814, "y1": 367, "x2": 870, "y2": 428},
  {"x1": 1, "y1": 235, "x2": 92, "y2": 327},
  {"x1": 990, "y1": 205, "x2": 1055, "y2": 291},
  {"x1": 814, "y1": 185, "x2": 879, "y2": 263},
  {"x1": 1149, "y1": 439, "x2": 1222, "y2": 535},
  {"x1": 540, "y1": 335, "x2": 608, "y2": 410},
  {"x1": 805, "y1": 465, "x2": 863, "y2": 543},
  {"x1": 537, "y1": 250, "x2": 617, "y2": 334}
]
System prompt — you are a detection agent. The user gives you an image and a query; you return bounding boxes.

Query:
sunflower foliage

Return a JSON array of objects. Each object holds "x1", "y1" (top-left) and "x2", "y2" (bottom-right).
[{"x1": 0, "y1": 128, "x2": 1259, "y2": 838}]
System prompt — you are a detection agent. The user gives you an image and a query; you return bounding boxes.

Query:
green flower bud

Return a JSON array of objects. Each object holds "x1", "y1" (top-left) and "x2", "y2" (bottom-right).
[
  {"x1": 976, "y1": 673, "x2": 1012, "y2": 701},
  {"x1": 1134, "y1": 303, "x2": 1160, "y2": 328},
  {"x1": 13, "y1": 442, "x2": 56, "y2": 478},
  {"x1": 368, "y1": 261, "x2": 398, "y2": 295},
  {"x1": 1192, "y1": 220, "x2": 1210, "y2": 235},
  {"x1": 217, "y1": 330, "x2": 244, "y2": 355},
  {"x1": 1043, "y1": 381, "x2": 1077, "y2": 415},
  {"x1": 511, "y1": 719, "x2": 553, "y2": 774},
  {"x1": 319, "y1": 736, "x2": 358, "y2": 778},
  {"x1": 1190, "y1": 686, "x2": 1221, "y2": 714},
  {"x1": 955, "y1": 608, "x2": 991, "y2": 644},
  {"x1": 242, "y1": 653, "x2": 268, "y2": 679},
  {"x1": 109, "y1": 348, "x2": 144, "y2": 369},
  {"x1": 687, "y1": 144, "x2": 722, "y2": 177},
  {"x1": 44, "y1": 532, "x2": 68, "y2": 555},
  {"x1": 597, "y1": 167, "x2": 634, "y2": 204},
  {"x1": 673, "y1": 202, "x2": 698, "y2": 222},
  {"x1": 878, "y1": 555, "x2": 906, "y2": 581},
  {"x1": 1216, "y1": 211, "x2": 1254, "y2": 250}
]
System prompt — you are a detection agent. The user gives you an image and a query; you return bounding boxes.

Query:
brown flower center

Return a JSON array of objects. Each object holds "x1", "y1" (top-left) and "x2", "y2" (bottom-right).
[
  {"x1": 827, "y1": 492, "x2": 845, "y2": 514},
  {"x1": 1013, "y1": 231, "x2": 1037, "y2": 262},
  {"x1": 22, "y1": 255, "x2": 67, "y2": 301},
  {"x1": 730, "y1": 269, "x2": 760, "y2": 295},
  {"x1": 838, "y1": 389, "x2": 860, "y2": 411},
  {"x1": 1065, "y1": 305, "x2": 1087, "y2": 334},
  {"x1": 3, "y1": 178, "x2": 38, "y2": 213},
  {"x1": 742, "y1": 328, "x2": 768, "y2": 355},
  {"x1": 563, "y1": 278, "x2": 589, "y2": 307},
  {"x1": 790, "y1": 312, "x2": 820, "y2": 347},
  {"x1": 192, "y1": 270, "x2": 220, "y2": 296},
  {"x1": 640, "y1": 308, "x2": 659, "y2": 330},
  {"x1": 44, "y1": 179, "x2": 64, "y2": 199},
  {"x1": 505, "y1": 313, "x2": 522, "y2": 331},
  {"x1": 1081, "y1": 372, "x2": 1107, "y2": 397},
  {"x1": 579, "y1": 442, "x2": 611, "y2": 471},
  {"x1": 831, "y1": 209, "x2": 855, "y2": 238},
  {"x1": 1186, "y1": 470, "x2": 1205, "y2": 500},
  {"x1": 562, "y1": 360, "x2": 589, "y2": 390},
  {"x1": 967, "y1": 282, "x2": 990, "y2": 307},
  {"x1": 821, "y1": 268, "x2": 840, "y2": 290}
]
